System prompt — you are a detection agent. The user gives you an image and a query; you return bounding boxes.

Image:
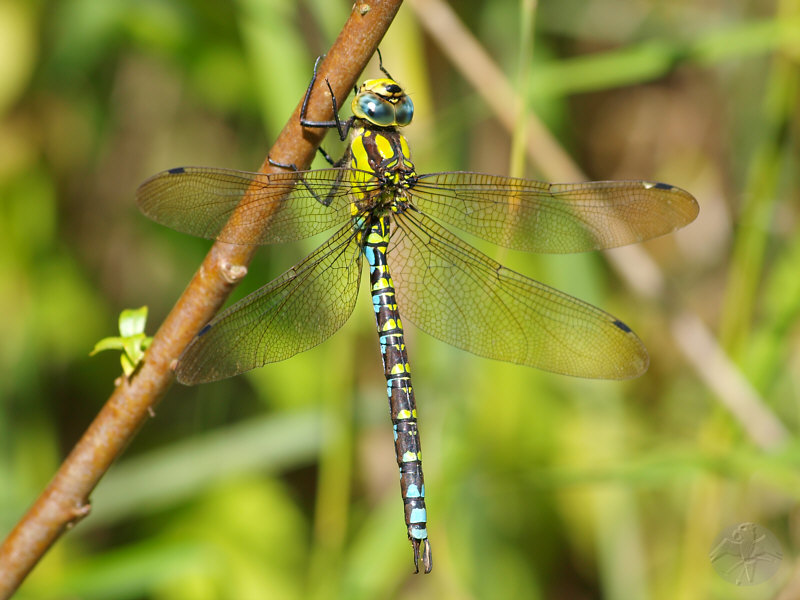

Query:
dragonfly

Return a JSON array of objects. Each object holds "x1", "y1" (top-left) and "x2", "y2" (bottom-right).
[{"x1": 136, "y1": 56, "x2": 698, "y2": 574}]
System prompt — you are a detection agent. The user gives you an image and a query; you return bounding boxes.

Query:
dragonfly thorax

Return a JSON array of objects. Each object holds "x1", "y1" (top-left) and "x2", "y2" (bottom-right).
[{"x1": 348, "y1": 126, "x2": 417, "y2": 214}]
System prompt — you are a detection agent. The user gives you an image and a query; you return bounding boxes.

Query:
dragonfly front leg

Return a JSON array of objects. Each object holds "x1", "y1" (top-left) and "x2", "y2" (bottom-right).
[
  {"x1": 299, "y1": 55, "x2": 353, "y2": 141},
  {"x1": 364, "y1": 216, "x2": 432, "y2": 574}
]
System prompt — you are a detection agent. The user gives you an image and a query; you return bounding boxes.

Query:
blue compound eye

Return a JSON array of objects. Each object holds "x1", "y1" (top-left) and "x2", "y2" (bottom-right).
[
  {"x1": 394, "y1": 97, "x2": 414, "y2": 126},
  {"x1": 356, "y1": 93, "x2": 395, "y2": 126}
]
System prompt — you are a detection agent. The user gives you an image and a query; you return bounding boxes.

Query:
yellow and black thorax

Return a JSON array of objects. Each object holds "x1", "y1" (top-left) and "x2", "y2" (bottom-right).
[{"x1": 343, "y1": 78, "x2": 418, "y2": 217}]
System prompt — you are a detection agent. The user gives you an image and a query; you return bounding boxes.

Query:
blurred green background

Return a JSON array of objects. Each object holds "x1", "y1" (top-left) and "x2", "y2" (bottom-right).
[{"x1": 2, "y1": 0, "x2": 799, "y2": 598}]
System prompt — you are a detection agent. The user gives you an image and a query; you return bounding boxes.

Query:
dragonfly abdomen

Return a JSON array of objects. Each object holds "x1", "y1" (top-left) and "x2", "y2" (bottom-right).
[{"x1": 363, "y1": 215, "x2": 432, "y2": 573}]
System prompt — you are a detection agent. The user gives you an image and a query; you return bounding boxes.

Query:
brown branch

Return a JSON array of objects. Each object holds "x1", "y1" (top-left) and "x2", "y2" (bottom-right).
[{"x1": 0, "y1": 2, "x2": 403, "y2": 595}]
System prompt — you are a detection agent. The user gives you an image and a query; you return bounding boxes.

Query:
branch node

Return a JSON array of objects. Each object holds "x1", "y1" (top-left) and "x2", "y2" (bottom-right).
[
  {"x1": 221, "y1": 262, "x2": 248, "y2": 284},
  {"x1": 66, "y1": 502, "x2": 92, "y2": 528}
]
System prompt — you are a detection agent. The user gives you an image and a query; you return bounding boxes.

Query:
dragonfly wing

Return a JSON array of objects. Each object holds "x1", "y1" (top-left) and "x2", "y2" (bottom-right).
[
  {"x1": 410, "y1": 172, "x2": 698, "y2": 253},
  {"x1": 137, "y1": 166, "x2": 356, "y2": 245},
  {"x1": 176, "y1": 224, "x2": 363, "y2": 384},
  {"x1": 390, "y1": 211, "x2": 648, "y2": 379}
]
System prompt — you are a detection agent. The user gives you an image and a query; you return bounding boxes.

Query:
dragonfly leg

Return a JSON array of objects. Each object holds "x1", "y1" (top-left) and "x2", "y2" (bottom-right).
[
  {"x1": 376, "y1": 48, "x2": 395, "y2": 81},
  {"x1": 270, "y1": 146, "x2": 340, "y2": 169},
  {"x1": 267, "y1": 156, "x2": 299, "y2": 171},
  {"x1": 299, "y1": 55, "x2": 353, "y2": 140},
  {"x1": 265, "y1": 155, "x2": 342, "y2": 208},
  {"x1": 317, "y1": 146, "x2": 338, "y2": 167}
]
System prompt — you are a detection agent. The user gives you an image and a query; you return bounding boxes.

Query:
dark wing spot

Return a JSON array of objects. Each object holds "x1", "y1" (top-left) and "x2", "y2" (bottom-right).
[
  {"x1": 612, "y1": 319, "x2": 632, "y2": 333},
  {"x1": 197, "y1": 323, "x2": 213, "y2": 336},
  {"x1": 651, "y1": 182, "x2": 672, "y2": 190},
  {"x1": 168, "y1": 167, "x2": 186, "y2": 174}
]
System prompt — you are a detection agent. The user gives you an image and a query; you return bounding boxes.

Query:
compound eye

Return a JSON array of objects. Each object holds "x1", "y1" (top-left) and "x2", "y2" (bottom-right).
[
  {"x1": 356, "y1": 93, "x2": 395, "y2": 126},
  {"x1": 394, "y1": 96, "x2": 414, "y2": 126}
]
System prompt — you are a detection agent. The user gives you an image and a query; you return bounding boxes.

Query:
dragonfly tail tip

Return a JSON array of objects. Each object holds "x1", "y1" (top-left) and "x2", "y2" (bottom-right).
[{"x1": 411, "y1": 538, "x2": 433, "y2": 574}]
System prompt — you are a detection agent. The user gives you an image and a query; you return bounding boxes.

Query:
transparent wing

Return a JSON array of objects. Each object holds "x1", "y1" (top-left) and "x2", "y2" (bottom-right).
[
  {"x1": 176, "y1": 224, "x2": 363, "y2": 384},
  {"x1": 137, "y1": 166, "x2": 370, "y2": 245},
  {"x1": 390, "y1": 210, "x2": 648, "y2": 379},
  {"x1": 410, "y1": 172, "x2": 699, "y2": 253}
]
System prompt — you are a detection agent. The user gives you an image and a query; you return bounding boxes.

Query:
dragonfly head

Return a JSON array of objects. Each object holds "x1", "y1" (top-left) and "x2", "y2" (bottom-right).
[{"x1": 352, "y1": 78, "x2": 414, "y2": 128}]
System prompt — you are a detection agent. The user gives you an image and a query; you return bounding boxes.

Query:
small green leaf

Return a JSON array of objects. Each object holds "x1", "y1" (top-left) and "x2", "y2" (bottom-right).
[
  {"x1": 90, "y1": 336, "x2": 126, "y2": 356},
  {"x1": 123, "y1": 333, "x2": 149, "y2": 367},
  {"x1": 92, "y1": 307, "x2": 154, "y2": 378},
  {"x1": 119, "y1": 306, "x2": 148, "y2": 338}
]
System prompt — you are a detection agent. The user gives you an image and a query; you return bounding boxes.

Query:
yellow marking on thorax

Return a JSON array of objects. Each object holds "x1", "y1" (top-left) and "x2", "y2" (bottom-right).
[
  {"x1": 399, "y1": 135, "x2": 410, "y2": 158},
  {"x1": 349, "y1": 131, "x2": 369, "y2": 173},
  {"x1": 375, "y1": 134, "x2": 394, "y2": 160}
]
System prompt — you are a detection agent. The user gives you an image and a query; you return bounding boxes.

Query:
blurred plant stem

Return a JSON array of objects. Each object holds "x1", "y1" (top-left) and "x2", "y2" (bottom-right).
[
  {"x1": 719, "y1": 0, "x2": 800, "y2": 362},
  {"x1": 509, "y1": 0, "x2": 537, "y2": 180}
]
